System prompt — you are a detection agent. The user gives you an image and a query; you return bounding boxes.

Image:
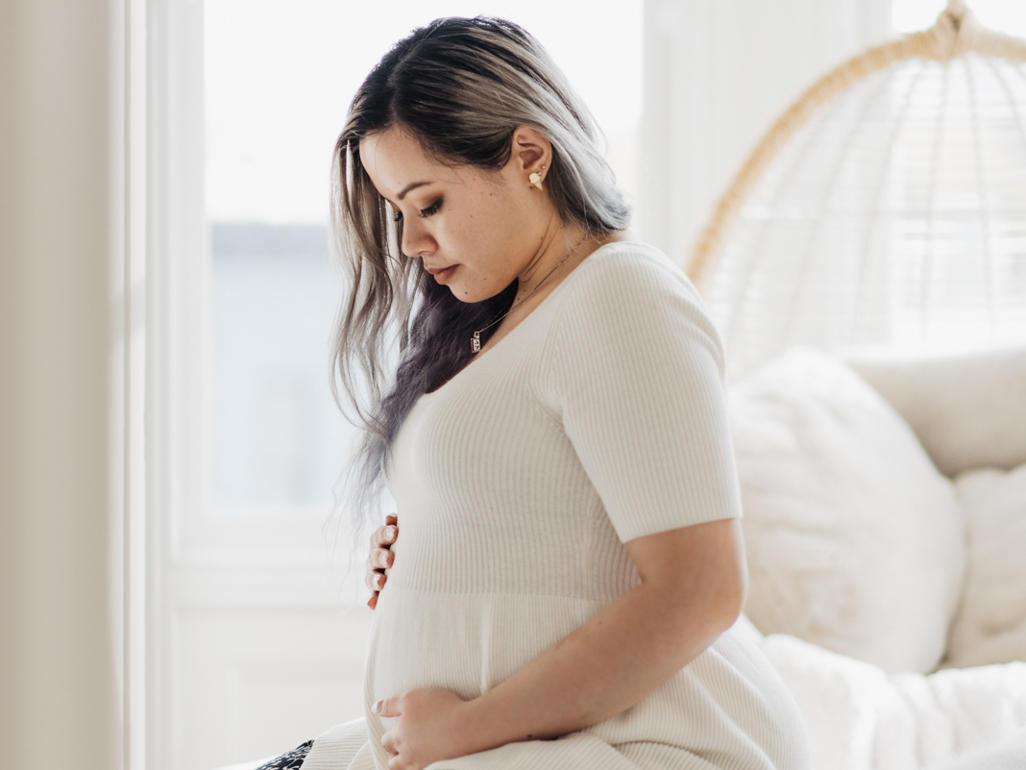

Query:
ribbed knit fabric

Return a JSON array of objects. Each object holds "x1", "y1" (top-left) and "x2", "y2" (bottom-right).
[{"x1": 310, "y1": 241, "x2": 811, "y2": 770}]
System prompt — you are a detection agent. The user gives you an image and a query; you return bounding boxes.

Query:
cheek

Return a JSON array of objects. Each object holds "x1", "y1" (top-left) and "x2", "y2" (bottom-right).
[
  {"x1": 467, "y1": 193, "x2": 525, "y2": 249},
  {"x1": 450, "y1": 249, "x2": 513, "y2": 302},
  {"x1": 447, "y1": 270, "x2": 494, "y2": 304},
  {"x1": 442, "y1": 185, "x2": 529, "y2": 296}
]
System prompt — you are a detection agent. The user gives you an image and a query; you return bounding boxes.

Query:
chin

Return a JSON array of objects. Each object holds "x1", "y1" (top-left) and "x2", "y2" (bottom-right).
[
  {"x1": 447, "y1": 280, "x2": 503, "y2": 304},
  {"x1": 450, "y1": 286, "x2": 485, "y2": 303}
]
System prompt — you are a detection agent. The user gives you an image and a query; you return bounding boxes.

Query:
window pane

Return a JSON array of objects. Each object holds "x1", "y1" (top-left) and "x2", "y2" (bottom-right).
[{"x1": 208, "y1": 223, "x2": 353, "y2": 513}]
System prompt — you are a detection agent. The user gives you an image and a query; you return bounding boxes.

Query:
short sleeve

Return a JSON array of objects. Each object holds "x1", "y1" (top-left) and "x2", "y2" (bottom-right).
[{"x1": 538, "y1": 246, "x2": 743, "y2": 543}]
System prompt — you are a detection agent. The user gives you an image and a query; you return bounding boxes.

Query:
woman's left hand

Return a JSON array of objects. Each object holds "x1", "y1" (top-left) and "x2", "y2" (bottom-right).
[{"x1": 376, "y1": 687, "x2": 476, "y2": 769}]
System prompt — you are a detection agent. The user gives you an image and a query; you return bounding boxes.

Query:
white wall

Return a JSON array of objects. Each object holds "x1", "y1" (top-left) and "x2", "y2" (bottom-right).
[
  {"x1": 0, "y1": 0, "x2": 125, "y2": 767},
  {"x1": 641, "y1": 0, "x2": 891, "y2": 266}
]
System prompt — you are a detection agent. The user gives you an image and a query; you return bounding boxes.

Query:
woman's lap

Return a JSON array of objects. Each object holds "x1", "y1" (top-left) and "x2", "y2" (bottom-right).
[
  {"x1": 246, "y1": 717, "x2": 745, "y2": 770},
  {"x1": 248, "y1": 715, "x2": 365, "y2": 770},
  {"x1": 296, "y1": 716, "x2": 370, "y2": 769}
]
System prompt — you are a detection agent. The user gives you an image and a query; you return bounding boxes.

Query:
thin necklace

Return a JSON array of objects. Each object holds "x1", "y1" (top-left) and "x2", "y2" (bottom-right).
[{"x1": 471, "y1": 232, "x2": 591, "y2": 353}]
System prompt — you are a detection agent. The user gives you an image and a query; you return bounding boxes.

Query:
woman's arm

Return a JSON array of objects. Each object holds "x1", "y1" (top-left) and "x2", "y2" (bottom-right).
[{"x1": 460, "y1": 516, "x2": 748, "y2": 752}]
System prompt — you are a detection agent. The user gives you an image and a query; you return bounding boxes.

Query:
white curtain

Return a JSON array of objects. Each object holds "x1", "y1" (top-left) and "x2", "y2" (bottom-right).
[{"x1": 0, "y1": 0, "x2": 125, "y2": 767}]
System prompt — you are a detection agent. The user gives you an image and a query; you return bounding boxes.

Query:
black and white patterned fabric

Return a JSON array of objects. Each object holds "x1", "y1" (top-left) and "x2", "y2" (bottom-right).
[{"x1": 254, "y1": 739, "x2": 314, "y2": 770}]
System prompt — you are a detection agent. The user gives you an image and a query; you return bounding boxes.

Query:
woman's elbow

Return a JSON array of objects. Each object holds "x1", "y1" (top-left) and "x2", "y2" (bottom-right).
[
  {"x1": 628, "y1": 517, "x2": 749, "y2": 633},
  {"x1": 722, "y1": 559, "x2": 748, "y2": 630},
  {"x1": 697, "y1": 541, "x2": 748, "y2": 633}
]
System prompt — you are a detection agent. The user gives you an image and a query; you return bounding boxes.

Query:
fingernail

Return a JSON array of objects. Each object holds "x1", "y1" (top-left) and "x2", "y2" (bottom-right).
[
  {"x1": 372, "y1": 699, "x2": 383, "y2": 714},
  {"x1": 384, "y1": 525, "x2": 397, "y2": 540}
]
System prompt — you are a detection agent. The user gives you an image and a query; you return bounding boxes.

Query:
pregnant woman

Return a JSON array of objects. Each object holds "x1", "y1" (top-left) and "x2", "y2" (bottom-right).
[{"x1": 259, "y1": 14, "x2": 811, "y2": 770}]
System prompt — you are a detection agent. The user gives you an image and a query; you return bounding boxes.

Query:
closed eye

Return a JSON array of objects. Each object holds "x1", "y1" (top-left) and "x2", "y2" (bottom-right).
[
  {"x1": 390, "y1": 198, "x2": 441, "y2": 223},
  {"x1": 419, "y1": 198, "x2": 442, "y2": 218}
]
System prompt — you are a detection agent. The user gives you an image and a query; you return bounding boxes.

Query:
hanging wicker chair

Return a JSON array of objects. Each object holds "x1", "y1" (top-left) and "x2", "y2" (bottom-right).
[{"x1": 685, "y1": 0, "x2": 1026, "y2": 383}]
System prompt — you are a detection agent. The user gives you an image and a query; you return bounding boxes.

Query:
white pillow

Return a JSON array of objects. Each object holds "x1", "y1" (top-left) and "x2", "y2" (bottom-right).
[
  {"x1": 727, "y1": 346, "x2": 965, "y2": 673},
  {"x1": 945, "y1": 463, "x2": 1026, "y2": 668},
  {"x1": 846, "y1": 345, "x2": 1026, "y2": 476}
]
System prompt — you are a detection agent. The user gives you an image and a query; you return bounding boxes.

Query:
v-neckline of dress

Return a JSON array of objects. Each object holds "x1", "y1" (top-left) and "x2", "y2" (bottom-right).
[{"x1": 417, "y1": 239, "x2": 629, "y2": 405}]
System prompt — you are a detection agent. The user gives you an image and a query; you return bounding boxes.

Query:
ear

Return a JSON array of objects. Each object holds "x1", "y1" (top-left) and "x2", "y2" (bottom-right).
[{"x1": 510, "y1": 125, "x2": 552, "y2": 174}]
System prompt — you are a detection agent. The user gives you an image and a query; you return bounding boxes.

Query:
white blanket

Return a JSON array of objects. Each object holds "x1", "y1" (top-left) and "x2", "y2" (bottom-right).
[{"x1": 756, "y1": 628, "x2": 1026, "y2": 770}]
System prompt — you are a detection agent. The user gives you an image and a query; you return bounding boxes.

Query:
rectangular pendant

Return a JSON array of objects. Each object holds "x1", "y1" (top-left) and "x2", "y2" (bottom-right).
[{"x1": 471, "y1": 332, "x2": 481, "y2": 353}]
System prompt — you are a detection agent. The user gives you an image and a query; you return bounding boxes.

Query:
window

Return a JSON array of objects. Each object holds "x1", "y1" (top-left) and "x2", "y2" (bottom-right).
[{"x1": 885, "y1": 0, "x2": 1026, "y2": 352}]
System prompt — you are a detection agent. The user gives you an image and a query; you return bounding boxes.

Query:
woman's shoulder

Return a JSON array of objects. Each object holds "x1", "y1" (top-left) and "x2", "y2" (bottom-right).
[
  {"x1": 581, "y1": 236, "x2": 678, "y2": 269},
  {"x1": 534, "y1": 234, "x2": 728, "y2": 411},
  {"x1": 563, "y1": 237, "x2": 706, "y2": 310}
]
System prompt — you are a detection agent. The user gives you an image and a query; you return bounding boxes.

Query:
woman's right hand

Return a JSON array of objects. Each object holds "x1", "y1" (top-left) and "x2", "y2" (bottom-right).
[{"x1": 366, "y1": 513, "x2": 398, "y2": 610}]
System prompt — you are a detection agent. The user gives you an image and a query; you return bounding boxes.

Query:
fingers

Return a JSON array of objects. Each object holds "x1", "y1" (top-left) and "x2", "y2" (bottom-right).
[
  {"x1": 365, "y1": 556, "x2": 390, "y2": 611},
  {"x1": 365, "y1": 547, "x2": 393, "y2": 585},
  {"x1": 373, "y1": 695, "x2": 401, "y2": 716},
  {"x1": 381, "y1": 728, "x2": 400, "y2": 759},
  {"x1": 366, "y1": 514, "x2": 399, "y2": 610},
  {"x1": 369, "y1": 514, "x2": 399, "y2": 549},
  {"x1": 365, "y1": 566, "x2": 385, "y2": 591}
]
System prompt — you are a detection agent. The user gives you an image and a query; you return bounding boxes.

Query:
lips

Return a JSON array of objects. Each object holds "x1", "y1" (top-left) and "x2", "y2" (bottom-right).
[
  {"x1": 425, "y1": 265, "x2": 457, "y2": 276},
  {"x1": 428, "y1": 264, "x2": 459, "y2": 285}
]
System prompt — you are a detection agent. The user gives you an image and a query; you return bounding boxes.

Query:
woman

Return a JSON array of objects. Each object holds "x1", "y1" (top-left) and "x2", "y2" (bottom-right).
[{"x1": 261, "y1": 15, "x2": 810, "y2": 770}]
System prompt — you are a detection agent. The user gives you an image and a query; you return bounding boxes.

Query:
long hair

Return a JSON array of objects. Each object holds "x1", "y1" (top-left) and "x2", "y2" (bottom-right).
[{"x1": 326, "y1": 15, "x2": 631, "y2": 570}]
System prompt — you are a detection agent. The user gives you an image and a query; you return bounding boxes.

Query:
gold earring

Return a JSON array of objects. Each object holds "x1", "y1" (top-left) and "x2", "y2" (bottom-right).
[{"x1": 529, "y1": 164, "x2": 547, "y2": 191}]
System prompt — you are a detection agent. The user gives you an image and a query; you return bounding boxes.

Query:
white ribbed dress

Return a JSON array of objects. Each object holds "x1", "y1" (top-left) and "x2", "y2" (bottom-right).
[{"x1": 302, "y1": 241, "x2": 811, "y2": 770}]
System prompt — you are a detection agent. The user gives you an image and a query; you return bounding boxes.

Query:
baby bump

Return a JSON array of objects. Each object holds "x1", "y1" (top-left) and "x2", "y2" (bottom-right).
[{"x1": 364, "y1": 586, "x2": 608, "y2": 707}]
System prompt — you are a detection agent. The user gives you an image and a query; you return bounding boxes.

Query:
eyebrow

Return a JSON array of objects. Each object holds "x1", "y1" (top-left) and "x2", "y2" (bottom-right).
[{"x1": 397, "y1": 181, "x2": 431, "y2": 201}]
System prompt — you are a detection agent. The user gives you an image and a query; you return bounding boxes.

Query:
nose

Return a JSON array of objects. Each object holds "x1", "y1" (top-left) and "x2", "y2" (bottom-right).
[{"x1": 401, "y1": 217, "x2": 435, "y2": 260}]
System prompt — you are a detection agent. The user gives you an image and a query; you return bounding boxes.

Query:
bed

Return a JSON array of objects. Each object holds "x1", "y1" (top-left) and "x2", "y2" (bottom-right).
[{"x1": 726, "y1": 343, "x2": 1026, "y2": 770}]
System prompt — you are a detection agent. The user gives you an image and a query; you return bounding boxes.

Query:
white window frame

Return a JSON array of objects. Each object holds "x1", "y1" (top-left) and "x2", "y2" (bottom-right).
[
  {"x1": 143, "y1": 2, "x2": 366, "y2": 767},
  {"x1": 154, "y1": 0, "x2": 340, "y2": 566}
]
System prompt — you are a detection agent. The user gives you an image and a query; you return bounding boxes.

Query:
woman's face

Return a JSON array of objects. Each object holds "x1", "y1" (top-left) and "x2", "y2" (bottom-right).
[{"x1": 359, "y1": 125, "x2": 552, "y2": 303}]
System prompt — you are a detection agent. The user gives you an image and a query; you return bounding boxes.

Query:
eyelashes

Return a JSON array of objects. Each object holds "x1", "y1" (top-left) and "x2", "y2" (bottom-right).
[
  {"x1": 391, "y1": 198, "x2": 443, "y2": 222},
  {"x1": 419, "y1": 199, "x2": 442, "y2": 218}
]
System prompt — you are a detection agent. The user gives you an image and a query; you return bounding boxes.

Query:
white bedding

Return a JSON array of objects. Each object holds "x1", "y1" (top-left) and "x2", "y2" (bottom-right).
[
  {"x1": 725, "y1": 347, "x2": 1026, "y2": 770},
  {"x1": 734, "y1": 616, "x2": 1026, "y2": 770},
  {"x1": 947, "y1": 464, "x2": 1026, "y2": 669}
]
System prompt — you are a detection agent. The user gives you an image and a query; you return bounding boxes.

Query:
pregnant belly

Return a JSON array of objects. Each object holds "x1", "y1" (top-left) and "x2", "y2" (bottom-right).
[
  {"x1": 364, "y1": 585, "x2": 607, "y2": 707},
  {"x1": 362, "y1": 587, "x2": 811, "y2": 766}
]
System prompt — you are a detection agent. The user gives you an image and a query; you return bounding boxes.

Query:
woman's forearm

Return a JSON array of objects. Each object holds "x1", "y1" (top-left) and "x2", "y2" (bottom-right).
[{"x1": 460, "y1": 579, "x2": 739, "y2": 753}]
